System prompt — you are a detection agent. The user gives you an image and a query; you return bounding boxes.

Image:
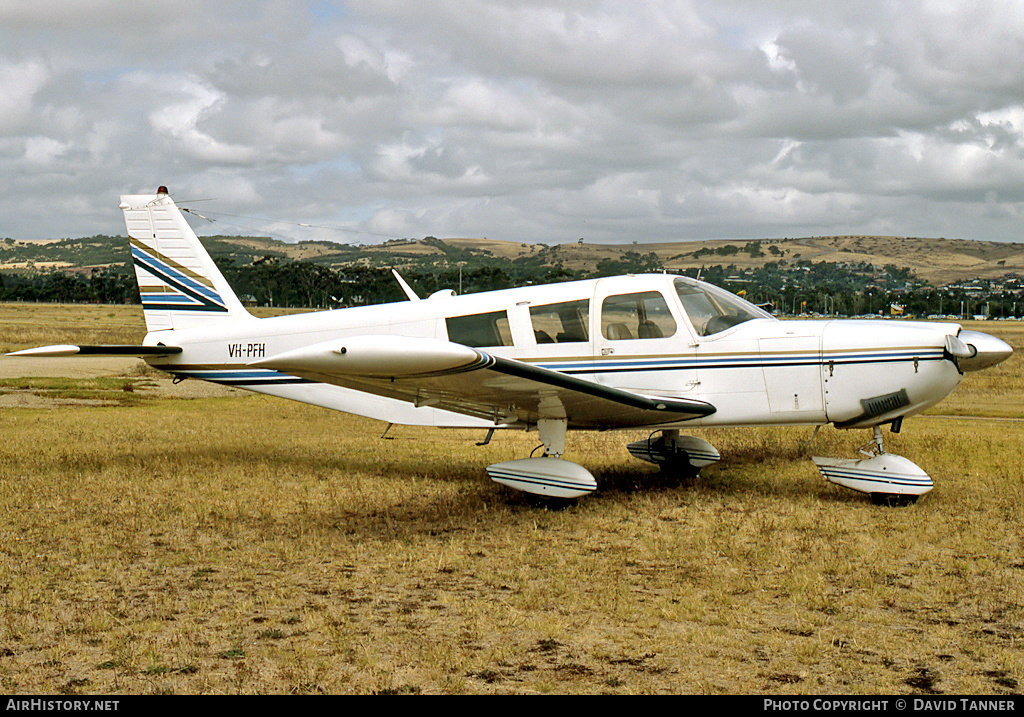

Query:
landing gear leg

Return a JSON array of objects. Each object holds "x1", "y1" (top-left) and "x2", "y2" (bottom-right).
[
  {"x1": 860, "y1": 425, "x2": 886, "y2": 457},
  {"x1": 537, "y1": 418, "x2": 566, "y2": 458},
  {"x1": 655, "y1": 430, "x2": 700, "y2": 478}
]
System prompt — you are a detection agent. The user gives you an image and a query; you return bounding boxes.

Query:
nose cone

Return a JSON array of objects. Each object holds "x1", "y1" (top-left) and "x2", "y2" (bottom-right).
[{"x1": 955, "y1": 330, "x2": 1014, "y2": 372}]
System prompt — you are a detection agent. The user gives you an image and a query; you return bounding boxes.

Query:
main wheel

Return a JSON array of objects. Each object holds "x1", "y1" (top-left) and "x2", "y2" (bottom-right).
[
  {"x1": 658, "y1": 454, "x2": 701, "y2": 479},
  {"x1": 871, "y1": 492, "x2": 919, "y2": 507}
]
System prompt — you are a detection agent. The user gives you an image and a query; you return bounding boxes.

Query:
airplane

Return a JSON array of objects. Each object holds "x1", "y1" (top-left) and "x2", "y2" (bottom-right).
[{"x1": 8, "y1": 187, "x2": 1014, "y2": 504}]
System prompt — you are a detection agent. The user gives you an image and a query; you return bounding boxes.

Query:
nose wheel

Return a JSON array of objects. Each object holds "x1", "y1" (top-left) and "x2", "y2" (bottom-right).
[{"x1": 812, "y1": 425, "x2": 931, "y2": 504}]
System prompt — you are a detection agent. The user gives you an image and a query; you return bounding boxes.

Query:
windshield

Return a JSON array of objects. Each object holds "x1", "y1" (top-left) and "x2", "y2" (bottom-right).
[{"x1": 674, "y1": 277, "x2": 772, "y2": 336}]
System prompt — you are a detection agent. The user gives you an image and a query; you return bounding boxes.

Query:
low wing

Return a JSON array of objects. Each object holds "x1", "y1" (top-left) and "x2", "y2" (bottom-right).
[
  {"x1": 252, "y1": 335, "x2": 715, "y2": 429},
  {"x1": 7, "y1": 345, "x2": 182, "y2": 357}
]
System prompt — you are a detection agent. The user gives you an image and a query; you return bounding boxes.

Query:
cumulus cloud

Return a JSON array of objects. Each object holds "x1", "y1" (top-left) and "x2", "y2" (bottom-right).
[
  {"x1": 2, "y1": 0, "x2": 1024, "y2": 244},
  {"x1": 0, "y1": 59, "x2": 50, "y2": 133}
]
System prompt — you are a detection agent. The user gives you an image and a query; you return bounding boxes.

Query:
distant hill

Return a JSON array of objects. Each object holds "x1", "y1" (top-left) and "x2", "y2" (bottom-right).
[{"x1": 3, "y1": 233, "x2": 1024, "y2": 287}]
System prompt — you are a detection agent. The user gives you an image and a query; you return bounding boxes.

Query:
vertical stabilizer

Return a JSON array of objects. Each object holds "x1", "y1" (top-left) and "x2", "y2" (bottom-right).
[{"x1": 120, "y1": 188, "x2": 251, "y2": 332}]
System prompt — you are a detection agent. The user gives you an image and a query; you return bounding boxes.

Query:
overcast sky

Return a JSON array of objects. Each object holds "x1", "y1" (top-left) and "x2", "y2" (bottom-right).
[{"x1": 3, "y1": 1, "x2": 1024, "y2": 245}]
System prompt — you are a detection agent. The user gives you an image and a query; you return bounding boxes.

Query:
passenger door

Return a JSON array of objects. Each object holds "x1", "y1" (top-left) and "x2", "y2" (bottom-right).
[{"x1": 593, "y1": 280, "x2": 699, "y2": 395}]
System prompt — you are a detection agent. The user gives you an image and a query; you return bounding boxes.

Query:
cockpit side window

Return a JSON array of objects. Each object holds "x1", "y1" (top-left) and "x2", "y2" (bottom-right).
[
  {"x1": 445, "y1": 310, "x2": 513, "y2": 347},
  {"x1": 674, "y1": 277, "x2": 771, "y2": 336},
  {"x1": 529, "y1": 299, "x2": 590, "y2": 344},
  {"x1": 601, "y1": 291, "x2": 677, "y2": 341}
]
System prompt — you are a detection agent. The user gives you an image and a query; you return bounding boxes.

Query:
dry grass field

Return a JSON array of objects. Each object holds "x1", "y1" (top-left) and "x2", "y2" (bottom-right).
[{"x1": 0, "y1": 304, "x2": 1022, "y2": 694}]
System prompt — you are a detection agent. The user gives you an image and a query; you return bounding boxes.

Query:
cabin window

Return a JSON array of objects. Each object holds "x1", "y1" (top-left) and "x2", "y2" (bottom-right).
[
  {"x1": 600, "y1": 292, "x2": 676, "y2": 341},
  {"x1": 445, "y1": 310, "x2": 513, "y2": 347},
  {"x1": 674, "y1": 277, "x2": 770, "y2": 336},
  {"x1": 529, "y1": 299, "x2": 590, "y2": 344}
]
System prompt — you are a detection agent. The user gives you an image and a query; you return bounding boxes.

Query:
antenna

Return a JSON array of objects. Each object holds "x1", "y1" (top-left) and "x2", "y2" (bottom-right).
[{"x1": 391, "y1": 269, "x2": 421, "y2": 301}]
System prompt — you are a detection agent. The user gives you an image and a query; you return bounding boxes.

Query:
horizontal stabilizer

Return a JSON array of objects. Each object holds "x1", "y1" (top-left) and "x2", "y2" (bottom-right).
[{"x1": 7, "y1": 344, "x2": 182, "y2": 358}]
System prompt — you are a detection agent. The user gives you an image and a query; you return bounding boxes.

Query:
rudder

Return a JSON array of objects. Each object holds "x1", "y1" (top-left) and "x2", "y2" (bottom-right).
[{"x1": 120, "y1": 187, "x2": 251, "y2": 332}]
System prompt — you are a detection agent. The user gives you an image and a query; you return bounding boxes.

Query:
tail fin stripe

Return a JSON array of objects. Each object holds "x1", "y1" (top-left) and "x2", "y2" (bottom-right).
[
  {"x1": 131, "y1": 247, "x2": 229, "y2": 312},
  {"x1": 132, "y1": 252, "x2": 225, "y2": 304},
  {"x1": 128, "y1": 237, "x2": 217, "y2": 290},
  {"x1": 132, "y1": 249, "x2": 223, "y2": 302},
  {"x1": 132, "y1": 253, "x2": 226, "y2": 306},
  {"x1": 138, "y1": 289, "x2": 215, "y2": 305},
  {"x1": 133, "y1": 259, "x2": 228, "y2": 312}
]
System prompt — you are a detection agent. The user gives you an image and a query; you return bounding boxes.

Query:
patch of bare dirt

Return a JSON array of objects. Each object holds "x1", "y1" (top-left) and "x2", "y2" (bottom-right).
[
  {"x1": 0, "y1": 355, "x2": 243, "y2": 407},
  {"x1": 0, "y1": 356, "x2": 140, "y2": 380}
]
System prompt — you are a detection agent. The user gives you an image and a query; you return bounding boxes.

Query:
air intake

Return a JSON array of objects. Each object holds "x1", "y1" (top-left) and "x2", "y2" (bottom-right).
[{"x1": 860, "y1": 389, "x2": 910, "y2": 418}]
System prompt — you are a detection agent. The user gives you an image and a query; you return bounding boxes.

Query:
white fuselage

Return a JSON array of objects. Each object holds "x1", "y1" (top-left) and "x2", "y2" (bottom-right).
[{"x1": 141, "y1": 273, "x2": 965, "y2": 432}]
